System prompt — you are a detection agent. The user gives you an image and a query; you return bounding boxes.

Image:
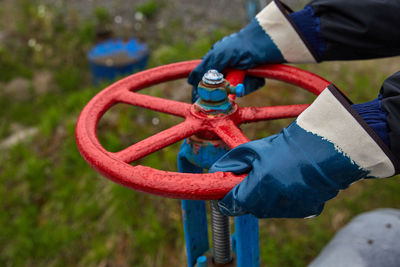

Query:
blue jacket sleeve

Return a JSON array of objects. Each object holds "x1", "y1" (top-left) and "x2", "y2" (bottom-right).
[
  {"x1": 380, "y1": 72, "x2": 400, "y2": 160},
  {"x1": 290, "y1": 0, "x2": 400, "y2": 60}
]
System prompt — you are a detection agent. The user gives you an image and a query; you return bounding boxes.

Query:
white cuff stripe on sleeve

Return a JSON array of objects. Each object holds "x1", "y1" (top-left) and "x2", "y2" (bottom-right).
[
  {"x1": 296, "y1": 87, "x2": 395, "y2": 178},
  {"x1": 256, "y1": 0, "x2": 316, "y2": 63}
]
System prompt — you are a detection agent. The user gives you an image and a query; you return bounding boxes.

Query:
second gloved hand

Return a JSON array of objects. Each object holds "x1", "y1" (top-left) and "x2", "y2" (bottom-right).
[
  {"x1": 189, "y1": 0, "x2": 318, "y2": 102},
  {"x1": 209, "y1": 85, "x2": 398, "y2": 218},
  {"x1": 188, "y1": 18, "x2": 270, "y2": 98}
]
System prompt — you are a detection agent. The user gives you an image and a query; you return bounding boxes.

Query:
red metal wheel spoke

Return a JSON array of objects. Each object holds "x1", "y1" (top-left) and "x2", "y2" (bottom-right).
[
  {"x1": 115, "y1": 91, "x2": 191, "y2": 118},
  {"x1": 238, "y1": 104, "x2": 309, "y2": 123},
  {"x1": 213, "y1": 120, "x2": 250, "y2": 149},
  {"x1": 113, "y1": 119, "x2": 201, "y2": 163},
  {"x1": 247, "y1": 64, "x2": 330, "y2": 95}
]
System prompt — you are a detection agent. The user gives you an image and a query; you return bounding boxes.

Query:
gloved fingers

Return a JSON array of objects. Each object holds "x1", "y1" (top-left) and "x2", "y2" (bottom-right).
[
  {"x1": 191, "y1": 85, "x2": 200, "y2": 103},
  {"x1": 293, "y1": 203, "x2": 325, "y2": 219},
  {"x1": 242, "y1": 76, "x2": 265, "y2": 95},
  {"x1": 217, "y1": 186, "x2": 248, "y2": 216},
  {"x1": 219, "y1": 189, "x2": 327, "y2": 218},
  {"x1": 209, "y1": 147, "x2": 258, "y2": 217},
  {"x1": 189, "y1": 55, "x2": 217, "y2": 102},
  {"x1": 188, "y1": 61, "x2": 208, "y2": 87},
  {"x1": 188, "y1": 49, "x2": 229, "y2": 87},
  {"x1": 208, "y1": 146, "x2": 256, "y2": 175},
  {"x1": 217, "y1": 169, "x2": 259, "y2": 217},
  {"x1": 212, "y1": 51, "x2": 265, "y2": 95},
  {"x1": 308, "y1": 203, "x2": 325, "y2": 218},
  {"x1": 210, "y1": 158, "x2": 252, "y2": 174}
]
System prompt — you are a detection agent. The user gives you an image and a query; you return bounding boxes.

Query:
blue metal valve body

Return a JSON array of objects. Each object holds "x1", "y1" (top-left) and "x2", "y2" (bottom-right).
[
  {"x1": 179, "y1": 139, "x2": 229, "y2": 170},
  {"x1": 195, "y1": 99, "x2": 233, "y2": 114},
  {"x1": 195, "y1": 69, "x2": 247, "y2": 114},
  {"x1": 196, "y1": 81, "x2": 233, "y2": 114},
  {"x1": 197, "y1": 83, "x2": 229, "y2": 102}
]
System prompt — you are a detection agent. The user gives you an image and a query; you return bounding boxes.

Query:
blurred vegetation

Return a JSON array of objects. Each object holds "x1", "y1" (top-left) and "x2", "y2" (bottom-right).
[
  {"x1": 0, "y1": 0, "x2": 399, "y2": 266},
  {"x1": 135, "y1": 1, "x2": 162, "y2": 19}
]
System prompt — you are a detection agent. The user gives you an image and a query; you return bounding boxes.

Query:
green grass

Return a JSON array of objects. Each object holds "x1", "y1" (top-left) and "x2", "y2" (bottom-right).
[{"x1": 1, "y1": 1, "x2": 400, "y2": 266}]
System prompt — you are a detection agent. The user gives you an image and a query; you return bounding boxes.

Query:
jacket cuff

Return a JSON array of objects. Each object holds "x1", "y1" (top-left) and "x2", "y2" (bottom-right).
[
  {"x1": 289, "y1": 6, "x2": 325, "y2": 59},
  {"x1": 296, "y1": 85, "x2": 400, "y2": 177},
  {"x1": 351, "y1": 97, "x2": 390, "y2": 147},
  {"x1": 255, "y1": 0, "x2": 318, "y2": 63}
]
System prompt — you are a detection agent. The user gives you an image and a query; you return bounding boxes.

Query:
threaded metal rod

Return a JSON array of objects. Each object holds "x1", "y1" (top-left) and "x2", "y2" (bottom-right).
[{"x1": 210, "y1": 200, "x2": 232, "y2": 264}]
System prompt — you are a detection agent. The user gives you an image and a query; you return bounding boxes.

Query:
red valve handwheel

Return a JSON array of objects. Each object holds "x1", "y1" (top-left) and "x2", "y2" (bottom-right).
[{"x1": 76, "y1": 60, "x2": 331, "y2": 200}]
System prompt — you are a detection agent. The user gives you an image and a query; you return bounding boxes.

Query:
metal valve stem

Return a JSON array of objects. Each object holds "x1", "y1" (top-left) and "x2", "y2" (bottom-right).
[{"x1": 210, "y1": 200, "x2": 232, "y2": 265}]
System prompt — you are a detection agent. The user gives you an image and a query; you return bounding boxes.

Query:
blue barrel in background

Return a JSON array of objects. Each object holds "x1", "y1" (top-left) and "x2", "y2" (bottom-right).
[{"x1": 88, "y1": 38, "x2": 149, "y2": 85}]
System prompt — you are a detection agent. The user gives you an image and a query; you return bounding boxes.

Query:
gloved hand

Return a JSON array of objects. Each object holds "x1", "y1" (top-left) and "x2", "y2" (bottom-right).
[
  {"x1": 210, "y1": 85, "x2": 399, "y2": 218},
  {"x1": 189, "y1": 0, "x2": 318, "y2": 102},
  {"x1": 188, "y1": 20, "x2": 268, "y2": 100}
]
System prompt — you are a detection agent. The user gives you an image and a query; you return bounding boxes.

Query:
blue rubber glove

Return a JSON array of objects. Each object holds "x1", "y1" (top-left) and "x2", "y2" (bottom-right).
[
  {"x1": 188, "y1": 19, "x2": 267, "y2": 101},
  {"x1": 189, "y1": 0, "x2": 318, "y2": 102},
  {"x1": 210, "y1": 85, "x2": 399, "y2": 218}
]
